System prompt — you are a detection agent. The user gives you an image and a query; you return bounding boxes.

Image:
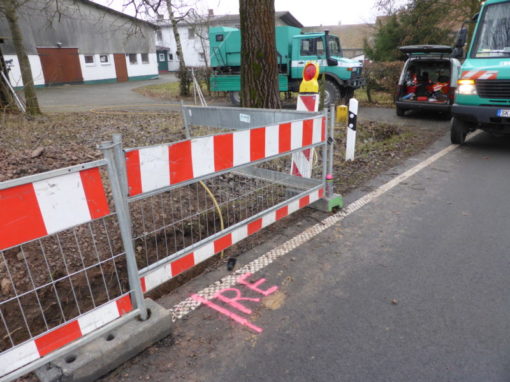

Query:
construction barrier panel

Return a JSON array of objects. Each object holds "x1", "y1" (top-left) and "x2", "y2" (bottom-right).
[
  {"x1": 0, "y1": 105, "x2": 339, "y2": 381},
  {"x1": 0, "y1": 160, "x2": 147, "y2": 381},
  {"x1": 125, "y1": 106, "x2": 328, "y2": 293}
]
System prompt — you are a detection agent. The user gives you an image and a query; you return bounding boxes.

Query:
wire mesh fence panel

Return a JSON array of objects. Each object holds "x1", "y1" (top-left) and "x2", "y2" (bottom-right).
[
  {"x1": 0, "y1": 162, "x2": 137, "y2": 378},
  {"x1": 129, "y1": 164, "x2": 310, "y2": 271},
  {"x1": 124, "y1": 106, "x2": 328, "y2": 292}
]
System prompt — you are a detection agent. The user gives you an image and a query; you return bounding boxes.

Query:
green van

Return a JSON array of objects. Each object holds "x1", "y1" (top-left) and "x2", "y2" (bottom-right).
[{"x1": 451, "y1": 0, "x2": 510, "y2": 143}]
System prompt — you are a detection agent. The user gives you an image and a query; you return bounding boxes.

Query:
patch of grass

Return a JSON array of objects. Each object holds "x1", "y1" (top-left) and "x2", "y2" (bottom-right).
[
  {"x1": 355, "y1": 88, "x2": 394, "y2": 107},
  {"x1": 134, "y1": 81, "x2": 181, "y2": 100}
]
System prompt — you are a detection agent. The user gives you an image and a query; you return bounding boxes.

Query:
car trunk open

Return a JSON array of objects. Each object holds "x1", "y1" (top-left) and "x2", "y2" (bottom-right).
[{"x1": 397, "y1": 45, "x2": 455, "y2": 106}]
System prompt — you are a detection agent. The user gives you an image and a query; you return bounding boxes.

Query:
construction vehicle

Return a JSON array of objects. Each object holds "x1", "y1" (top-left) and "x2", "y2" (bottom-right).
[
  {"x1": 209, "y1": 26, "x2": 364, "y2": 106},
  {"x1": 451, "y1": 0, "x2": 510, "y2": 143}
]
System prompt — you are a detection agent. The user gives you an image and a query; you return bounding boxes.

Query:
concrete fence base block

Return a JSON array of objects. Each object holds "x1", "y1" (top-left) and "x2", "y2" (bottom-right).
[
  {"x1": 311, "y1": 194, "x2": 344, "y2": 212},
  {"x1": 35, "y1": 299, "x2": 172, "y2": 382}
]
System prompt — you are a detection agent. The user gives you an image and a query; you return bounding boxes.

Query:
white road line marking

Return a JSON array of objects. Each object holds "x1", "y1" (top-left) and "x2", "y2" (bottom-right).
[{"x1": 169, "y1": 142, "x2": 461, "y2": 322}]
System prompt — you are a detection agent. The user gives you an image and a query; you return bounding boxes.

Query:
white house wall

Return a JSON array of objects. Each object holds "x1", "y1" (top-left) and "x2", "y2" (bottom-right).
[
  {"x1": 157, "y1": 25, "x2": 210, "y2": 71},
  {"x1": 6, "y1": 52, "x2": 158, "y2": 88},
  {"x1": 4, "y1": 55, "x2": 45, "y2": 88},
  {"x1": 79, "y1": 54, "x2": 117, "y2": 82},
  {"x1": 126, "y1": 53, "x2": 158, "y2": 78},
  {"x1": 180, "y1": 27, "x2": 209, "y2": 67}
]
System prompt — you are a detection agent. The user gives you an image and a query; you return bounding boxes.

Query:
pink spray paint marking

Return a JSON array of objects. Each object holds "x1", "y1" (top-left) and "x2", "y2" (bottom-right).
[
  {"x1": 191, "y1": 294, "x2": 263, "y2": 333},
  {"x1": 191, "y1": 273, "x2": 279, "y2": 334},
  {"x1": 237, "y1": 273, "x2": 279, "y2": 296},
  {"x1": 214, "y1": 288, "x2": 260, "y2": 315}
]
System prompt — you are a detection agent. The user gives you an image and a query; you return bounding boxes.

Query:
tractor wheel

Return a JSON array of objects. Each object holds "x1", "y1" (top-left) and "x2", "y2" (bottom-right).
[{"x1": 324, "y1": 80, "x2": 341, "y2": 107}]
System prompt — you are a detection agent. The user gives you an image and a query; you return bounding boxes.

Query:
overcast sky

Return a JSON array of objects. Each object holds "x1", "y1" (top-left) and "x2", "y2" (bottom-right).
[
  {"x1": 93, "y1": 0, "x2": 384, "y2": 26},
  {"x1": 201, "y1": 0, "x2": 381, "y2": 25}
]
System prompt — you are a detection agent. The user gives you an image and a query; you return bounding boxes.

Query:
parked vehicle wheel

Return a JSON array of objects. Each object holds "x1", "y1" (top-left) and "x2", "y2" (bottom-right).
[
  {"x1": 450, "y1": 117, "x2": 470, "y2": 144},
  {"x1": 396, "y1": 106, "x2": 406, "y2": 117},
  {"x1": 324, "y1": 80, "x2": 341, "y2": 106},
  {"x1": 229, "y1": 91, "x2": 241, "y2": 106}
]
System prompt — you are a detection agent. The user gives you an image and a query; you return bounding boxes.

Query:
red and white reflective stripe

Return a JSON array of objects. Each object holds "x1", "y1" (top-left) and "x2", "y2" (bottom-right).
[
  {"x1": 0, "y1": 167, "x2": 110, "y2": 251},
  {"x1": 292, "y1": 95, "x2": 320, "y2": 178},
  {"x1": 125, "y1": 117, "x2": 326, "y2": 196},
  {"x1": 139, "y1": 188, "x2": 324, "y2": 293},
  {"x1": 291, "y1": 150, "x2": 312, "y2": 177},
  {"x1": 297, "y1": 94, "x2": 319, "y2": 112},
  {"x1": 0, "y1": 295, "x2": 132, "y2": 377},
  {"x1": 461, "y1": 70, "x2": 498, "y2": 80}
]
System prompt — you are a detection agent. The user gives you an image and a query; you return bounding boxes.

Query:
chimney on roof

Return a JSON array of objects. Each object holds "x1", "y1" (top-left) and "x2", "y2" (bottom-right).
[{"x1": 208, "y1": 9, "x2": 214, "y2": 17}]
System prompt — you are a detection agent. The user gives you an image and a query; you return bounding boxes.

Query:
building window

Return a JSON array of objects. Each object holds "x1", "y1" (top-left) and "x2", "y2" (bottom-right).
[
  {"x1": 168, "y1": 53, "x2": 173, "y2": 60},
  {"x1": 199, "y1": 52, "x2": 205, "y2": 61},
  {"x1": 156, "y1": 30, "x2": 162, "y2": 41},
  {"x1": 188, "y1": 27, "x2": 195, "y2": 39},
  {"x1": 128, "y1": 53, "x2": 138, "y2": 64},
  {"x1": 159, "y1": 53, "x2": 165, "y2": 61},
  {"x1": 99, "y1": 54, "x2": 109, "y2": 64},
  {"x1": 84, "y1": 55, "x2": 95, "y2": 64},
  {"x1": 141, "y1": 53, "x2": 149, "y2": 64}
]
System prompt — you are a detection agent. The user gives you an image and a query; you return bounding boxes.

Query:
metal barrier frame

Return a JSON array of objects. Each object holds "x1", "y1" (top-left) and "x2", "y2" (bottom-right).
[
  {"x1": 115, "y1": 105, "x2": 330, "y2": 294},
  {"x1": 0, "y1": 105, "x2": 338, "y2": 381},
  {"x1": 0, "y1": 157, "x2": 146, "y2": 382}
]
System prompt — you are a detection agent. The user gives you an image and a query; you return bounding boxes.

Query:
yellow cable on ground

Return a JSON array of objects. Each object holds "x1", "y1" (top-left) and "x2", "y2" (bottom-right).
[
  {"x1": 312, "y1": 148, "x2": 319, "y2": 167},
  {"x1": 199, "y1": 180, "x2": 225, "y2": 259}
]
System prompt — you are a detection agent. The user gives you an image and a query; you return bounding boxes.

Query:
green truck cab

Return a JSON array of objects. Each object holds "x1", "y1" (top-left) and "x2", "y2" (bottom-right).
[
  {"x1": 451, "y1": 0, "x2": 510, "y2": 143},
  {"x1": 209, "y1": 26, "x2": 363, "y2": 106}
]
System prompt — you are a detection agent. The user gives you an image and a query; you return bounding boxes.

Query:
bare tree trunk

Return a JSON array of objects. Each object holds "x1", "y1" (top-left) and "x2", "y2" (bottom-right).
[
  {"x1": 2, "y1": 0, "x2": 41, "y2": 115},
  {"x1": 197, "y1": 28, "x2": 211, "y2": 95},
  {"x1": 166, "y1": 0, "x2": 189, "y2": 96},
  {"x1": 366, "y1": 85, "x2": 373, "y2": 104},
  {"x1": 239, "y1": 0, "x2": 280, "y2": 109},
  {"x1": 0, "y1": 47, "x2": 15, "y2": 109}
]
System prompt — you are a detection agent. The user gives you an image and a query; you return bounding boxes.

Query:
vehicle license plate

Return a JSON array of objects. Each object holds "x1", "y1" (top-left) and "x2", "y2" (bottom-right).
[{"x1": 497, "y1": 109, "x2": 510, "y2": 117}]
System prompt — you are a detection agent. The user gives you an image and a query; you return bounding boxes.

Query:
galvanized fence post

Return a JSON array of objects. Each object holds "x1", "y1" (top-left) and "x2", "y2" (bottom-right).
[
  {"x1": 112, "y1": 134, "x2": 129, "y2": 197},
  {"x1": 180, "y1": 100, "x2": 191, "y2": 139},
  {"x1": 98, "y1": 139, "x2": 148, "y2": 321},
  {"x1": 322, "y1": 108, "x2": 328, "y2": 190},
  {"x1": 326, "y1": 104, "x2": 336, "y2": 198}
]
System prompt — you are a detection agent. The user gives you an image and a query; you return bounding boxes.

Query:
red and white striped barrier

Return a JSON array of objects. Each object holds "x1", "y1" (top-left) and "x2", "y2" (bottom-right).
[
  {"x1": 139, "y1": 187, "x2": 324, "y2": 293},
  {"x1": 461, "y1": 70, "x2": 498, "y2": 80},
  {"x1": 296, "y1": 94, "x2": 319, "y2": 112},
  {"x1": 291, "y1": 94, "x2": 320, "y2": 178},
  {"x1": 0, "y1": 294, "x2": 132, "y2": 376},
  {"x1": 0, "y1": 167, "x2": 110, "y2": 251},
  {"x1": 125, "y1": 116, "x2": 325, "y2": 197}
]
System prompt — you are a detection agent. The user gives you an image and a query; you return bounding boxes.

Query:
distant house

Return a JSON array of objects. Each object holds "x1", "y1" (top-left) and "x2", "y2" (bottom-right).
[
  {"x1": 0, "y1": 0, "x2": 159, "y2": 88},
  {"x1": 154, "y1": 10, "x2": 303, "y2": 72},
  {"x1": 303, "y1": 23, "x2": 376, "y2": 59}
]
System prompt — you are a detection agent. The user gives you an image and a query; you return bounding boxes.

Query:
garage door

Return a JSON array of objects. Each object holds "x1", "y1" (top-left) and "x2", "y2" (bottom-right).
[{"x1": 37, "y1": 48, "x2": 83, "y2": 85}]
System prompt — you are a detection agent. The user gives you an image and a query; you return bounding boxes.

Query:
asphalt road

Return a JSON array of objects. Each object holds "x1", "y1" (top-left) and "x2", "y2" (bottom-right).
[
  {"x1": 98, "y1": 128, "x2": 510, "y2": 382},
  {"x1": 189, "y1": 131, "x2": 510, "y2": 382},
  {"x1": 35, "y1": 73, "x2": 179, "y2": 113}
]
